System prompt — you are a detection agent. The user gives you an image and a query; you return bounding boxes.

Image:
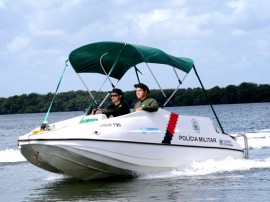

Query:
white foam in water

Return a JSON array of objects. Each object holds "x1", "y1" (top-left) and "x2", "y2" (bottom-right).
[
  {"x1": 179, "y1": 157, "x2": 270, "y2": 176},
  {"x1": 139, "y1": 157, "x2": 270, "y2": 179},
  {"x1": 0, "y1": 149, "x2": 26, "y2": 163},
  {"x1": 44, "y1": 174, "x2": 66, "y2": 181},
  {"x1": 233, "y1": 129, "x2": 270, "y2": 149},
  {"x1": 140, "y1": 129, "x2": 270, "y2": 179}
]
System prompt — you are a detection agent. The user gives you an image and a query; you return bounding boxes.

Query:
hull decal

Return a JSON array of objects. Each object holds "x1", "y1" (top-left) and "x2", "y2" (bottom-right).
[{"x1": 162, "y1": 113, "x2": 179, "y2": 144}]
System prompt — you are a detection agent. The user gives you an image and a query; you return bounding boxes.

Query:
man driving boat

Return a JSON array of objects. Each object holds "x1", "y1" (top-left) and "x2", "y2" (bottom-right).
[{"x1": 92, "y1": 88, "x2": 130, "y2": 117}]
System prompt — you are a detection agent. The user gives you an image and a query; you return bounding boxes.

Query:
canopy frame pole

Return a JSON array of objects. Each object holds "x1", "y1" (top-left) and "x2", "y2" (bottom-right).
[
  {"x1": 98, "y1": 80, "x2": 120, "y2": 109},
  {"x1": 193, "y1": 65, "x2": 225, "y2": 134},
  {"x1": 82, "y1": 44, "x2": 126, "y2": 118},
  {"x1": 163, "y1": 72, "x2": 188, "y2": 107},
  {"x1": 99, "y1": 43, "x2": 127, "y2": 89},
  {"x1": 95, "y1": 44, "x2": 127, "y2": 109},
  {"x1": 82, "y1": 76, "x2": 108, "y2": 118},
  {"x1": 98, "y1": 92, "x2": 110, "y2": 109},
  {"x1": 172, "y1": 66, "x2": 182, "y2": 83},
  {"x1": 144, "y1": 62, "x2": 167, "y2": 98},
  {"x1": 163, "y1": 83, "x2": 181, "y2": 107},
  {"x1": 43, "y1": 60, "x2": 69, "y2": 124},
  {"x1": 76, "y1": 73, "x2": 97, "y2": 105},
  {"x1": 100, "y1": 52, "x2": 115, "y2": 88},
  {"x1": 82, "y1": 71, "x2": 115, "y2": 117},
  {"x1": 134, "y1": 65, "x2": 142, "y2": 83}
]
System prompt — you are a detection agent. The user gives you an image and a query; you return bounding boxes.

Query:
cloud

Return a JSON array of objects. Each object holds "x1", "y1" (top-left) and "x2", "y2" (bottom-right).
[
  {"x1": 29, "y1": 23, "x2": 65, "y2": 37},
  {"x1": 0, "y1": 0, "x2": 5, "y2": 9},
  {"x1": 226, "y1": 0, "x2": 270, "y2": 30},
  {"x1": 0, "y1": 0, "x2": 270, "y2": 97},
  {"x1": 6, "y1": 36, "x2": 30, "y2": 52},
  {"x1": 257, "y1": 38, "x2": 269, "y2": 56}
]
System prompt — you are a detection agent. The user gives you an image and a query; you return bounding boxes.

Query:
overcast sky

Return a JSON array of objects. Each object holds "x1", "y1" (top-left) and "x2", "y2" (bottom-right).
[{"x1": 0, "y1": 0, "x2": 269, "y2": 98}]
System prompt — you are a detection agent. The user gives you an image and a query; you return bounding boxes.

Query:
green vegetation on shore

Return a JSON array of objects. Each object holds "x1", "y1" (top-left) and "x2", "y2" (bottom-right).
[{"x1": 0, "y1": 82, "x2": 269, "y2": 114}]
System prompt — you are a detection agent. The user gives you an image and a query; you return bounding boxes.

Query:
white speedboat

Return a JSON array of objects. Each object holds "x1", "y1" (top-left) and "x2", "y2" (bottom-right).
[{"x1": 18, "y1": 42, "x2": 248, "y2": 180}]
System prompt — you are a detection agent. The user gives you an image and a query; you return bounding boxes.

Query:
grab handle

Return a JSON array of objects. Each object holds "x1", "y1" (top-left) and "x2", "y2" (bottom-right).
[{"x1": 237, "y1": 133, "x2": 249, "y2": 159}]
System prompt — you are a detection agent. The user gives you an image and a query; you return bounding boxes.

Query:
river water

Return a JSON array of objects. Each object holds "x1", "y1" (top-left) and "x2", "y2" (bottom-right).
[{"x1": 0, "y1": 103, "x2": 270, "y2": 201}]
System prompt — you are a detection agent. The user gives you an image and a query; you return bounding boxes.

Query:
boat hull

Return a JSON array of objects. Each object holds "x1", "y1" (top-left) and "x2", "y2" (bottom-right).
[
  {"x1": 19, "y1": 138, "x2": 244, "y2": 180},
  {"x1": 18, "y1": 109, "x2": 245, "y2": 180}
]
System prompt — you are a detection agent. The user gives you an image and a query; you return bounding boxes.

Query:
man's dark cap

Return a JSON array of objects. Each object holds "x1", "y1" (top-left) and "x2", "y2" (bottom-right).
[
  {"x1": 109, "y1": 88, "x2": 123, "y2": 95},
  {"x1": 134, "y1": 83, "x2": 150, "y2": 93}
]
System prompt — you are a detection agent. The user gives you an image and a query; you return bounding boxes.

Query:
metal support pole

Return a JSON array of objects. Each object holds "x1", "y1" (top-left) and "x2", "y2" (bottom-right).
[{"x1": 193, "y1": 65, "x2": 225, "y2": 134}]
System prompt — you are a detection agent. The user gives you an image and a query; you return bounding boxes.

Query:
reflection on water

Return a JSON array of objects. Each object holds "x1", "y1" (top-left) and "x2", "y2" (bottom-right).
[
  {"x1": 28, "y1": 176, "x2": 139, "y2": 201},
  {"x1": 25, "y1": 167, "x2": 270, "y2": 202},
  {"x1": 28, "y1": 176, "x2": 187, "y2": 201}
]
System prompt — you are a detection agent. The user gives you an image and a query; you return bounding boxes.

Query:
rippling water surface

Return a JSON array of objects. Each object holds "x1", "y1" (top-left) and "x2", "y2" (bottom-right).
[{"x1": 0, "y1": 103, "x2": 270, "y2": 201}]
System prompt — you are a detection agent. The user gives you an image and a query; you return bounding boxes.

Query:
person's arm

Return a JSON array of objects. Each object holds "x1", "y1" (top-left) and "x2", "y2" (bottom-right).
[
  {"x1": 141, "y1": 98, "x2": 159, "y2": 112},
  {"x1": 92, "y1": 108, "x2": 102, "y2": 115},
  {"x1": 134, "y1": 101, "x2": 141, "y2": 111},
  {"x1": 102, "y1": 102, "x2": 130, "y2": 117},
  {"x1": 101, "y1": 105, "x2": 114, "y2": 117}
]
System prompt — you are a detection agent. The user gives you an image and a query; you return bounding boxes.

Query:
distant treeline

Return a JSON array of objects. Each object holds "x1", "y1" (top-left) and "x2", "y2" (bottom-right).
[{"x1": 0, "y1": 82, "x2": 269, "y2": 114}]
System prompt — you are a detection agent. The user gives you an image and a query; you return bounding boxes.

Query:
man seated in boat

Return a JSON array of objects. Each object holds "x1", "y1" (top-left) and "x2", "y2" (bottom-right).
[
  {"x1": 134, "y1": 83, "x2": 159, "y2": 112},
  {"x1": 92, "y1": 88, "x2": 130, "y2": 117}
]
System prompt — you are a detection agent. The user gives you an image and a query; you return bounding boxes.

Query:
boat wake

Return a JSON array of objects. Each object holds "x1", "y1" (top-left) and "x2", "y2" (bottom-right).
[
  {"x1": 139, "y1": 156, "x2": 270, "y2": 180},
  {"x1": 0, "y1": 149, "x2": 26, "y2": 163},
  {"x1": 233, "y1": 129, "x2": 270, "y2": 149},
  {"x1": 139, "y1": 129, "x2": 270, "y2": 179}
]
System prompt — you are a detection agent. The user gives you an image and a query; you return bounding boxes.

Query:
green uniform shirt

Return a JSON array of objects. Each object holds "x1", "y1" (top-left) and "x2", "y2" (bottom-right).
[
  {"x1": 102, "y1": 101, "x2": 130, "y2": 118},
  {"x1": 134, "y1": 98, "x2": 159, "y2": 112}
]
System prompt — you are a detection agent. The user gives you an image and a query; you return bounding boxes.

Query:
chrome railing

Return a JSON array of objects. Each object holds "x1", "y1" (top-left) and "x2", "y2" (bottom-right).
[{"x1": 237, "y1": 133, "x2": 249, "y2": 159}]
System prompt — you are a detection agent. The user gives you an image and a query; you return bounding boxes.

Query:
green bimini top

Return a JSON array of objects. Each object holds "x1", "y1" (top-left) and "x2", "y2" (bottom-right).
[{"x1": 69, "y1": 41, "x2": 194, "y2": 80}]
